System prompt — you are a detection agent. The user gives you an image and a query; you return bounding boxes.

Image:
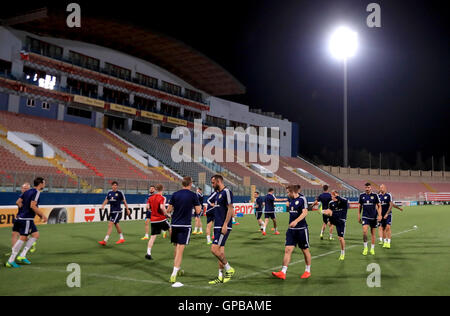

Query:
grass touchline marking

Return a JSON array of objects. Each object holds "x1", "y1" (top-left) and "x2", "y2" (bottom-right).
[{"x1": 27, "y1": 266, "x2": 272, "y2": 296}]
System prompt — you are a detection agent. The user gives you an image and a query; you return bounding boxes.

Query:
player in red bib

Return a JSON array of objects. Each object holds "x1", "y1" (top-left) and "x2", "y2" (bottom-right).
[{"x1": 145, "y1": 184, "x2": 171, "y2": 260}]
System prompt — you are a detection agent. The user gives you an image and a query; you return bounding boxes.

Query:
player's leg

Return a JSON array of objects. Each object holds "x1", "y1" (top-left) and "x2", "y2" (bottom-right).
[
  {"x1": 369, "y1": 226, "x2": 376, "y2": 255},
  {"x1": 170, "y1": 243, "x2": 186, "y2": 283},
  {"x1": 263, "y1": 216, "x2": 270, "y2": 235},
  {"x1": 272, "y1": 245, "x2": 295, "y2": 280},
  {"x1": 328, "y1": 222, "x2": 334, "y2": 240},
  {"x1": 115, "y1": 222, "x2": 125, "y2": 244},
  {"x1": 300, "y1": 228, "x2": 311, "y2": 278},
  {"x1": 206, "y1": 216, "x2": 214, "y2": 245},
  {"x1": 99, "y1": 217, "x2": 115, "y2": 245},
  {"x1": 142, "y1": 219, "x2": 150, "y2": 240},
  {"x1": 197, "y1": 216, "x2": 203, "y2": 234},
  {"x1": 273, "y1": 217, "x2": 279, "y2": 234},
  {"x1": 17, "y1": 230, "x2": 39, "y2": 264},
  {"x1": 378, "y1": 223, "x2": 385, "y2": 245},
  {"x1": 320, "y1": 216, "x2": 327, "y2": 239},
  {"x1": 362, "y1": 224, "x2": 369, "y2": 255},
  {"x1": 210, "y1": 230, "x2": 234, "y2": 284},
  {"x1": 146, "y1": 235, "x2": 157, "y2": 260},
  {"x1": 384, "y1": 224, "x2": 392, "y2": 248},
  {"x1": 6, "y1": 231, "x2": 28, "y2": 268}
]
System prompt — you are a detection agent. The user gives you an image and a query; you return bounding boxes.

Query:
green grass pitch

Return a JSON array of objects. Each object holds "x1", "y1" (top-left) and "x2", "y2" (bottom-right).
[{"x1": 1, "y1": 205, "x2": 449, "y2": 296}]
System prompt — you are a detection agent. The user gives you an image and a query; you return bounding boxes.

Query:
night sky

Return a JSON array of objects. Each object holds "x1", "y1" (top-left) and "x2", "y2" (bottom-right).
[{"x1": 4, "y1": 0, "x2": 450, "y2": 168}]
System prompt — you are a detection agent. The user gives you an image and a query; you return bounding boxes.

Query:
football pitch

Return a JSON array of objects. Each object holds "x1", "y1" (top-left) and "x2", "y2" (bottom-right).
[{"x1": 1, "y1": 205, "x2": 449, "y2": 296}]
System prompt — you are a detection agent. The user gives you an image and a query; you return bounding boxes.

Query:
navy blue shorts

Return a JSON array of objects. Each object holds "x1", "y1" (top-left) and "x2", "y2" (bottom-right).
[
  {"x1": 14, "y1": 220, "x2": 38, "y2": 236},
  {"x1": 110, "y1": 212, "x2": 122, "y2": 224},
  {"x1": 171, "y1": 226, "x2": 192, "y2": 245},
  {"x1": 145, "y1": 211, "x2": 151, "y2": 220},
  {"x1": 322, "y1": 214, "x2": 330, "y2": 224},
  {"x1": 286, "y1": 228, "x2": 309, "y2": 249},
  {"x1": 255, "y1": 211, "x2": 263, "y2": 220},
  {"x1": 329, "y1": 217, "x2": 346, "y2": 238},
  {"x1": 206, "y1": 212, "x2": 215, "y2": 224},
  {"x1": 265, "y1": 212, "x2": 276, "y2": 220},
  {"x1": 380, "y1": 214, "x2": 392, "y2": 228},
  {"x1": 362, "y1": 218, "x2": 379, "y2": 229},
  {"x1": 213, "y1": 228, "x2": 231, "y2": 247}
]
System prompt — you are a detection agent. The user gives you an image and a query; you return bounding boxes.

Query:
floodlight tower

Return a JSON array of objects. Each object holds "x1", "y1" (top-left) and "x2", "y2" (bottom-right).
[{"x1": 329, "y1": 26, "x2": 358, "y2": 168}]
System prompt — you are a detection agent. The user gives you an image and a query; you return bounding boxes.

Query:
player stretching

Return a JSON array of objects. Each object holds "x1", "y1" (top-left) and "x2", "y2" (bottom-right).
[
  {"x1": 145, "y1": 184, "x2": 171, "y2": 260},
  {"x1": 272, "y1": 185, "x2": 311, "y2": 280},
  {"x1": 205, "y1": 190, "x2": 218, "y2": 245},
  {"x1": 208, "y1": 175, "x2": 236, "y2": 285},
  {"x1": 193, "y1": 187, "x2": 204, "y2": 235},
  {"x1": 378, "y1": 184, "x2": 403, "y2": 249},
  {"x1": 262, "y1": 188, "x2": 286, "y2": 236},
  {"x1": 322, "y1": 190, "x2": 349, "y2": 260},
  {"x1": 311, "y1": 185, "x2": 334, "y2": 240},
  {"x1": 98, "y1": 181, "x2": 131, "y2": 246},
  {"x1": 358, "y1": 183, "x2": 382, "y2": 256},
  {"x1": 142, "y1": 185, "x2": 155, "y2": 240},
  {"x1": 166, "y1": 177, "x2": 201, "y2": 283},
  {"x1": 253, "y1": 191, "x2": 265, "y2": 231},
  {"x1": 6, "y1": 177, "x2": 47, "y2": 268}
]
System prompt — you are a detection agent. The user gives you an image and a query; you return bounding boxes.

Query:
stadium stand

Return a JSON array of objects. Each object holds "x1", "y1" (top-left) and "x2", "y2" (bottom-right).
[{"x1": 0, "y1": 111, "x2": 173, "y2": 192}]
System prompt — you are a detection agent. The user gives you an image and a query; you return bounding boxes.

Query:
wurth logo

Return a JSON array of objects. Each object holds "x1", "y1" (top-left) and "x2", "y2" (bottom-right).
[{"x1": 84, "y1": 208, "x2": 95, "y2": 222}]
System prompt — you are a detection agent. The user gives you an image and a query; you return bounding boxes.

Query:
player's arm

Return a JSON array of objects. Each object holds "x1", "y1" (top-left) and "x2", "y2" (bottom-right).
[
  {"x1": 311, "y1": 199, "x2": 319, "y2": 207},
  {"x1": 392, "y1": 203, "x2": 403, "y2": 212},
  {"x1": 122, "y1": 196, "x2": 131, "y2": 216},
  {"x1": 166, "y1": 204, "x2": 174, "y2": 215},
  {"x1": 31, "y1": 201, "x2": 47, "y2": 223},
  {"x1": 290, "y1": 208, "x2": 308, "y2": 227},
  {"x1": 160, "y1": 201, "x2": 170, "y2": 218},
  {"x1": 385, "y1": 201, "x2": 394, "y2": 218},
  {"x1": 222, "y1": 203, "x2": 234, "y2": 235},
  {"x1": 100, "y1": 198, "x2": 108, "y2": 210},
  {"x1": 16, "y1": 197, "x2": 23, "y2": 209},
  {"x1": 358, "y1": 202, "x2": 362, "y2": 223},
  {"x1": 376, "y1": 200, "x2": 382, "y2": 221}
]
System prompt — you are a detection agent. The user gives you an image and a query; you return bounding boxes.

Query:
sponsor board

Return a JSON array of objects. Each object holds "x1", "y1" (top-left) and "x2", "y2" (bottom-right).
[
  {"x1": 167, "y1": 117, "x2": 188, "y2": 126},
  {"x1": 232, "y1": 203, "x2": 287, "y2": 215},
  {"x1": 110, "y1": 103, "x2": 137, "y2": 115},
  {"x1": 141, "y1": 111, "x2": 164, "y2": 121},
  {"x1": 0, "y1": 206, "x2": 76, "y2": 227},
  {"x1": 0, "y1": 204, "x2": 146, "y2": 227},
  {"x1": 73, "y1": 95, "x2": 105, "y2": 108}
]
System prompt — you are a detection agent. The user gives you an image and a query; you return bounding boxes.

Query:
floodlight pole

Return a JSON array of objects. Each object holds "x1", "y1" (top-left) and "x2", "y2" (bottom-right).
[{"x1": 343, "y1": 58, "x2": 348, "y2": 168}]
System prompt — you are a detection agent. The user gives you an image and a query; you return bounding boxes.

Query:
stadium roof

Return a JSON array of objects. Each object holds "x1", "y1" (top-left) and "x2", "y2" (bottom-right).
[{"x1": 1, "y1": 8, "x2": 246, "y2": 96}]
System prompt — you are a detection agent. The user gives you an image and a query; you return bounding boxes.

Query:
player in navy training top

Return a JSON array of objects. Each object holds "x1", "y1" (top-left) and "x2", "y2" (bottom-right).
[
  {"x1": 262, "y1": 188, "x2": 287, "y2": 236},
  {"x1": 205, "y1": 190, "x2": 218, "y2": 245},
  {"x1": 8, "y1": 183, "x2": 31, "y2": 256},
  {"x1": 272, "y1": 184, "x2": 311, "y2": 280},
  {"x1": 6, "y1": 177, "x2": 47, "y2": 268},
  {"x1": 253, "y1": 191, "x2": 265, "y2": 231},
  {"x1": 142, "y1": 185, "x2": 156, "y2": 240},
  {"x1": 98, "y1": 181, "x2": 131, "y2": 246},
  {"x1": 166, "y1": 177, "x2": 201, "y2": 284},
  {"x1": 378, "y1": 184, "x2": 403, "y2": 249},
  {"x1": 208, "y1": 175, "x2": 236, "y2": 285},
  {"x1": 311, "y1": 185, "x2": 334, "y2": 240},
  {"x1": 193, "y1": 187, "x2": 204, "y2": 235},
  {"x1": 322, "y1": 190, "x2": 349, "y2": 260},
  {"x1": 358, "y1": 183, "x2": 382, "y2": 256}
]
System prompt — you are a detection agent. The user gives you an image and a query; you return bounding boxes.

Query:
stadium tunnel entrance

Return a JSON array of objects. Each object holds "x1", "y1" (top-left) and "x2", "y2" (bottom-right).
[{"x1": 105, "y1": 114, "x2": 125, "y2": 130}]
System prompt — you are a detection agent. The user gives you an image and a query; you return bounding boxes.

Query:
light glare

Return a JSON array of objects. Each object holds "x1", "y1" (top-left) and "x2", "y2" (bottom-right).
[{"x1": 329, "y1": 26, "x2": 358, "y2": 60}]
